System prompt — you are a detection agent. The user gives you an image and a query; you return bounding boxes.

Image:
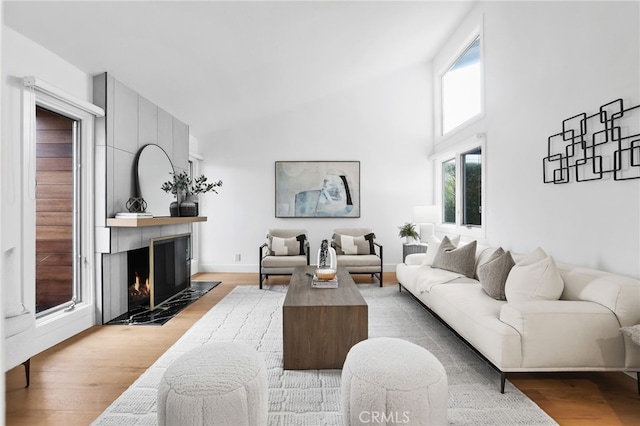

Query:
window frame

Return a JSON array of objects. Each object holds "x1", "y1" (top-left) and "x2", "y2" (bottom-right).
[
  {"x1": 432, "y1": 134, "x2": 486, "y2": 240},
  {"x1": 435, "y1": 25, "x2": 485, "y2": 141},
  {"x1": 24, "y1": 86, "x2": 98, "y2": 329}
]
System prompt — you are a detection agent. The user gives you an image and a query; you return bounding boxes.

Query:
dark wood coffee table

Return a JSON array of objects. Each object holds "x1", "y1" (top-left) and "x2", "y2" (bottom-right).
[{"x1": 283, "y1": 265, "x2": 368, "y2": 370}]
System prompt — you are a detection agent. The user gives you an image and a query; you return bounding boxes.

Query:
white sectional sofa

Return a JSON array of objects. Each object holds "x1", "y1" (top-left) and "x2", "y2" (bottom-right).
[{"x1": 396, "y1": 239, "x2": 640, "y2": 393}]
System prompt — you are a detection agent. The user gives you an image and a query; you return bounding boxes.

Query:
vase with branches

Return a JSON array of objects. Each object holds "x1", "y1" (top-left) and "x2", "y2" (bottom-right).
[{"x1": 161, "y1": 172, "x2": 223, "y2": 216}]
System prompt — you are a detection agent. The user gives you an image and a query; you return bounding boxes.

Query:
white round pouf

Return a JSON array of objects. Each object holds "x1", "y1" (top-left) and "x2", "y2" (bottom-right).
[
  {"x1": 341, "y1": 337, "x2": 448, "y2": 425},
  {"x1": 157, "y1": 342, "x2": 268, "y2": 426}
]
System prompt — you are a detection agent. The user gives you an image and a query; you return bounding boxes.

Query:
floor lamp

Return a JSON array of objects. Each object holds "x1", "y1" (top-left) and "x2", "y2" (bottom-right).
[{"x1": 413, "y1": 205, "x2": 440, "y2": 243}]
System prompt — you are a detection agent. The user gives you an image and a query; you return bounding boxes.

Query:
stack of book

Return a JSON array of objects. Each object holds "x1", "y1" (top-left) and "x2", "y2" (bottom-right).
[
  {"x1": 311, "y1": 275, "x2": 339, "y2": 288},
  {"x1": 115, "y1": 212, "x2": 154, "y2": 219}
]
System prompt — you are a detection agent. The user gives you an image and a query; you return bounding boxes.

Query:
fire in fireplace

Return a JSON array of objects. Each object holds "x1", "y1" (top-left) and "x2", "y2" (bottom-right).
[
  {"x1": 127, "y1": 247, "x2": 151, "y2": 310},
  {"x1": 126, "y1": 233, "x2": 191, "y2": 312}
]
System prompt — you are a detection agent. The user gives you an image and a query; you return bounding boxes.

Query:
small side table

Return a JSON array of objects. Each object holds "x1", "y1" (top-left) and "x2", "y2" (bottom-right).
[{"x1": 403, "y1": 243, "x2": 428, "y2": 262}]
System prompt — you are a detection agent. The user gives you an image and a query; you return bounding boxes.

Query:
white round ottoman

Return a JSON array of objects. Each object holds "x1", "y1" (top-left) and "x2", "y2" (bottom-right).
[
  {"x1": 157, "y1": 342, "x2": 268, "y2": 426},
  {"x1": 341, "y1": 337, "x2": 448, "y2": 425}
]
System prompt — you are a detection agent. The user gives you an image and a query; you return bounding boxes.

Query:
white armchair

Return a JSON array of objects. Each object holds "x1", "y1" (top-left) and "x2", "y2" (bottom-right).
[
  {"x1": 259, "y1": 229, "x2": 310, "y2": 289},
  {"x1": 331, "y1": 228, "x2": 383, "y2": 287}
]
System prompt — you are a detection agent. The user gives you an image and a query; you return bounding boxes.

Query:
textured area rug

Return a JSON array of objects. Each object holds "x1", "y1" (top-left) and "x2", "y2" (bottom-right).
[{"x1": 93, "y1": 284, "x2": 557, "y2": 425}]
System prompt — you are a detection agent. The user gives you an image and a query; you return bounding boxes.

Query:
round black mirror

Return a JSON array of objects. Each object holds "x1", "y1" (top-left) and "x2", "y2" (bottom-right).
[{"x1": 135, "y1": 144, "x2": 175, "y2": 217}]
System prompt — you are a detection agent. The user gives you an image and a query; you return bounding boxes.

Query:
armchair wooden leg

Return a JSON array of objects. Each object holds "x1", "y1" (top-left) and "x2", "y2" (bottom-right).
[{"x1": 23, "y1": 358, "x2": 30, "y2": 388}]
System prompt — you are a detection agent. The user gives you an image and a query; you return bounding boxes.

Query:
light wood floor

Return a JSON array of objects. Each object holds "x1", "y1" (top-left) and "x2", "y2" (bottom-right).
[{"x1": 5, "y1": 272, "x2": 640, "y2": 425}]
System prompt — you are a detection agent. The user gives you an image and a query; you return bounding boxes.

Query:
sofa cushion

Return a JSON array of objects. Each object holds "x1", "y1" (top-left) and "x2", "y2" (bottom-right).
[
  {"x1": 337, "y1": 254, "x2": 381, "y2": 266},
  {"x1": 558, "y1": 264, "x2": 640, "y2": 327},
  {"x1": 431, "y1": 237, "x2": 477, "y2": 278},
  {"x1": 261, "y1": 254, "x2": 308, "y2": 268},
  {"x1": 504, "y1": 247, "x2": 564, "y2": 302},
  {"x1": 269, "y1": 234, "x2": 305, "y2": 256},
  {"x1": 477, "y1": 248, "x2": 515, "y2": 300},
  {"x1": 423, "y1": 283, "x2": 522, "y2": 369},
  {"x1": 499, "y1": 300, "x2": 625, "y2": 368},
  {"x1": 421, "y1": 234, "x2": 461, "y2": 266},
  {"x1": 577, "y1": 275, "x2": 640, "y2": 327},
  {"x1": 333, "y1": 233, "x2": 375, "y2": 255}
]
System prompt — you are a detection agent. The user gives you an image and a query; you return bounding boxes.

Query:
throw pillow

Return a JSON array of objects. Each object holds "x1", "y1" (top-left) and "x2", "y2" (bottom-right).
[
  {"x1": 269, "y1": 234, "x2": 305, "y2": 256},
  {"x1": 477, "y1": 248, "x2": 515, "y2": 300},
  {"x1": 340, "y1": 234, "x2": 370, "y2": 255},
  {"x1": 431, "y1": 236, "x2": 477, "y2": 278},
  {"x1": 421, "y1": 234, "x2": 461, "y2": 266},
  {"x1": 332, "y1": 233, "x2": 375, "y2": 255},
  {"x1": 504, "y1": 247, "x2": 564, "y2": 302}
]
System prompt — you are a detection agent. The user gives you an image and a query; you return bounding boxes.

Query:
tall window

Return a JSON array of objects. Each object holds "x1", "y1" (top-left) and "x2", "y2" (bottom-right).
[
  {"x1": 25, "y1": 78, "x2": 101, "y2": 325},
  {"x1": 436, "y1": 139, "x2": 485, "y2": 234},
  {"x1": 442, "y1": 36, "x2": 482, "y2": 135},
  {"x1": 35, "y1": 107, "x2": 79, "y2": 315}
]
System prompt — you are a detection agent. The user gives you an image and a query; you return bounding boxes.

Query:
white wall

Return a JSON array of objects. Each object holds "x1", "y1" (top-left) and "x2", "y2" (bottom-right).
[
  {"x1": 433, "y1": 1, "x2": 640, "y2": 277},
  {"x1": 198, "y1": 63, "x2": 434, "y2": 272},
  {"x1": 1, "y1": 26, "x2": 96, "y2": 369}
]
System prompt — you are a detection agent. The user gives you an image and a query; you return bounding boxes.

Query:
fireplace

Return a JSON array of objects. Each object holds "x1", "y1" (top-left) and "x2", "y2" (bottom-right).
[{"x1": 126, "y1": 233, "x2": 191, "y2": 311}]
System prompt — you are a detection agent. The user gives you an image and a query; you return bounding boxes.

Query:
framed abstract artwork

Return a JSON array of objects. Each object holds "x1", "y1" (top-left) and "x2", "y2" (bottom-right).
[{"x1": 275, "y1": 161, "x2": 360, "y2": 218}]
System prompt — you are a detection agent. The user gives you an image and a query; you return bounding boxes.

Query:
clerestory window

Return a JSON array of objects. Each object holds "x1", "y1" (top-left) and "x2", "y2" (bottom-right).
[{"x1": 441, "y1": 36, "x2": 482, "y2": 135}]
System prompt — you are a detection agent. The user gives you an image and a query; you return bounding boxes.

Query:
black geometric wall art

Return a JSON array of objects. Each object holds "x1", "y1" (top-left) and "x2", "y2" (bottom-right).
[{"x1": 543, "y1": 98, "x2": 640, "y2": 183}]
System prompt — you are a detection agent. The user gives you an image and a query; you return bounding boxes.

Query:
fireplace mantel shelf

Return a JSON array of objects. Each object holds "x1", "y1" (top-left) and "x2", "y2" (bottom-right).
[{"x1": 106, "y1": 216, "x2": 207, "y2": 227}]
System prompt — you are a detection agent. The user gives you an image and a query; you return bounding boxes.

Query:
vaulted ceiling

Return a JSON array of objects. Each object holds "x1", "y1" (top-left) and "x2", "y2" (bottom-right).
[{"x1": 4, "y1": 1, "x2": 475, "y2": 140}]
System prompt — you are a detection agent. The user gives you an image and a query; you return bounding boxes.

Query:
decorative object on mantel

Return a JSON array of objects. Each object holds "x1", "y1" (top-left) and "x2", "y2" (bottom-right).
[
  {"x1": 543, "y1": 98, "x2": 640, "y2": 184},
  {"x1": 126, "y1": 197, "x2": 147, "y2": 213},
  {"x1": 161, "y1": 171, "x2": 222, "y2": 217},
  {"x1": 161, "y1": 171, "x2": 190, "y2": 216},
  {"x1": 184, "y1": 174, "x2": 223, "y2": 216},
  {"x1": 398, "y1": 222, "x2": 419, "y2": 244}
]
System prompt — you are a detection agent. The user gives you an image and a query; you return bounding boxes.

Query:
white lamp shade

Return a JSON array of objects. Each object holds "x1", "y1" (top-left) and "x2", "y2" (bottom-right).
[
  {"x1": 413, "y1": 205, "x2": 440, "y2": 224},
  {"x1": 413, "y1": 205, "x2": 440, "y2": 242}
]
